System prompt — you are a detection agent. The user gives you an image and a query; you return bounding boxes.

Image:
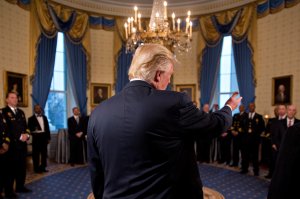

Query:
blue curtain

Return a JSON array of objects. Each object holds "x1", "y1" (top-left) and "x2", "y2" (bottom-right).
[
  {"x1": 31, "y1": 34, "x2": 58, "y2": 109},
  {"x1": 233, "y1": 39, "x2": 255, "y2": 107},
  {"x1": 115, "y1": 45, "x2": 133, "y2": 93},
  {"x1": 257, "y1": 0, "x2": 299, "y2": 17},
  {"x1": 89, "y1": 16, "x2": 115, "y2": 29},
  {"x1": 200, "y1": 38, "x2": 223, "y2": 107},
  {"x1": 65, "y1": 36, "x2": 88, "y2": 115}
]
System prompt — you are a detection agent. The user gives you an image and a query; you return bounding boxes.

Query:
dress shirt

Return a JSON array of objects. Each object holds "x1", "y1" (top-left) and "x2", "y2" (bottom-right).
[
  {"x1": 279, "y1": 115, "x2": 287, "y2": 120},
  {"x1": 8, "y1": 105, "x2": 17, "y2": 115},
  {"x1": 35, "y1": 113, "x2": 45, "y2": 132},
  {"x1": 249, "y1": 112, "x2": 255, "y2": 119},
  {"x1": 287, "y1": 118, "x2": 295, "y2": 127},
  {"x1": 74, "y1": 116, "x2": 79, "y2": 124}
]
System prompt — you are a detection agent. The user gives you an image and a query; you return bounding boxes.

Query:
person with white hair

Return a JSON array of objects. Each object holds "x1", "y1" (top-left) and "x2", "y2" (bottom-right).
[{"x1": 88, "y1": 44, "x2": 241, "y2": 199}]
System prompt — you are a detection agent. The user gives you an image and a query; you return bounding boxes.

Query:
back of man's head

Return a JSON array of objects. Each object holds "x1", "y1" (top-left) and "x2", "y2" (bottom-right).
[{"x1": 128, "y1": 44, "x2": 177, "y2": 83}]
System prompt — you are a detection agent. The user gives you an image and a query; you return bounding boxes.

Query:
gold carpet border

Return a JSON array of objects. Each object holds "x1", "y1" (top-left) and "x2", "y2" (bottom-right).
[{"x1": 87, "y1": 187, "x2": 224, "y2": 199}]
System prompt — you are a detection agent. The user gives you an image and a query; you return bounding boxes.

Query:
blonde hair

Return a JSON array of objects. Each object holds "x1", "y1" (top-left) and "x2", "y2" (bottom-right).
[{"x1": 128, "y1": 44, "x2": 177, "y2": 82}]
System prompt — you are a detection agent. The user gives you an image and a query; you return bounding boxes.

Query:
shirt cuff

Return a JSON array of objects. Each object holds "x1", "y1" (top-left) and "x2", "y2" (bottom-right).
[{"x1": 226, "y1": 104, "x2": 233, "y2": 111}]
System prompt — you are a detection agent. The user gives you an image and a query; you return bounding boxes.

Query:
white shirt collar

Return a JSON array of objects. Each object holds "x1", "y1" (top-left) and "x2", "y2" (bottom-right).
[{"x1": 130, "y1": 78, "x2": 146, "y2": 82}]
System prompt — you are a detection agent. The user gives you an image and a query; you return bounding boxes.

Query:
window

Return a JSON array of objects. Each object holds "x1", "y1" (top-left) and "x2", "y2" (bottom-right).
[
  {"x1": 44, "y1": 33, "x2": 67, "y2": 131},
  {"x1": 215, "y1": 36, "x2": 239, "y2": 114}
]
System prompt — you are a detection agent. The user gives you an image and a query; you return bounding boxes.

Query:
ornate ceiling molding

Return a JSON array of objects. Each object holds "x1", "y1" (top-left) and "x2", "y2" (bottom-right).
[{"x1": 51, "y1": 0, "x2": 257, "y2": 17}]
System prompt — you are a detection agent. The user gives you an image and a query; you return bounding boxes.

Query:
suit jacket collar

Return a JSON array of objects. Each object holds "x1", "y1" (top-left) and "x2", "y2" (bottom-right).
[{"x1": 124, "y1": 80, "x2": 154, "y2": 90}]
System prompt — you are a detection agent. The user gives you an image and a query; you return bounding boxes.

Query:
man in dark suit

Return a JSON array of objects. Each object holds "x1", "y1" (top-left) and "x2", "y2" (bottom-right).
[
  {"x1": 68, "y1": 107, "x2": 86, "y2": 166},
  {"x1": 240, "y1": 103, "x2": 265, "y2": 176},
  {"x1": 267, "y1": 122, "x2": 300, "y2": 199},
  {"x1": 28, "y1": 104, "x2": 51, "y2": 173},
  {"x1": 230, "y1": 104, "x2": 247, "y2": 167},
  {"x1": 265, "y1": 105, "x2": 285, "y2": 178},
  {"x1": 196, "y1": 103, "x2": 211, "y2": 163},
  {"x1": 268, "y1": 105, "x2": 299, "y2": 179},
  {"x1": 2, "y1": 92, "x2": 31, "y2": 197},
  {"x1": 87, "y1": 44, "x2": 242, "y2": 199},
  {"x1": 0, "y1": 111, "x2": 10, "y2": 199}
]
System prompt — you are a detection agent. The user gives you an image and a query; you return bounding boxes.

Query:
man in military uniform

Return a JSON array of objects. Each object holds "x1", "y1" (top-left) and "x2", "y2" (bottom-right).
[
  {"x1": 2, "y1": 92, "x2": 32, "y2": 198},
  {"x1": 0, "y1": 111, "x2": 10, "y2": 199},
  {"x1": 240, "y1": 103, "x2": 265, "y2": 176},
  {"x1": 230, "y1": 105, "x2": 247, "y2": 167}
]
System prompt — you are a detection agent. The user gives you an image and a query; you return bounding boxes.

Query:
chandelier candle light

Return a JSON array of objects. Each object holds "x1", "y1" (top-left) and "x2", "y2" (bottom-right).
[{"x1": 124, "y1": 0, "x2": 193, "y2": 53}]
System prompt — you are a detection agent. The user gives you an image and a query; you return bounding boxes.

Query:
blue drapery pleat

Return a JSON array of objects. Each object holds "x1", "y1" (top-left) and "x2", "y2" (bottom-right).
[
  {"x1": 48, "y1": 4, "x2": 77, "y2": 32},
  {"x1": 233, "y1": 39, "x2": 255, "y2": 107},
  {"x1": 89, "y1": 16, "x2": 115, "y2": 28},
  {"x1": 115, "y1": 45, "x2": 133, "y2": 93},
  {"x1": 31, "y1": 34, "x2": 58, "y2": 109},
  {"x1": 257, "y1": 0, "x2": 299, "y2": 17},
  {"x1": 200, "y1": 38, "x2": 223, "y2": 106},
  {"x1": 65, "y1": 36, "x2": 88, "y2": 116}
]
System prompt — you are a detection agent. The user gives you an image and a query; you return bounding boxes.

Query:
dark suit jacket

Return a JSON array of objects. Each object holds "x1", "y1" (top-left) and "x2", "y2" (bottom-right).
[
  {"x1": 0, "y1": 112, "x2": 9, "y2": 147},
  {"x1": 1, "y1": 106, "x2": 29, "y2": 156},
  {"x1": 67, "y1": 116, "x2": 86, "y2": 140},
  {"x1": 87, "y1": 80, "x2": 232, "y2": 199},
  {"x1": 231, "y1": 112, "x2": 247, "y2": 137},
  {"x1": 271, "y1": 118, "x2": 300, "y2": 149},
  {"x1": 28, "y1": 114, "x2": 51, "y2": 140},
  {"x1": 244, "y1": 112, "x2": 265, "y2": 142},
  {"x1": 268, "y1": 122, "x2": 300, "y2": 199}
]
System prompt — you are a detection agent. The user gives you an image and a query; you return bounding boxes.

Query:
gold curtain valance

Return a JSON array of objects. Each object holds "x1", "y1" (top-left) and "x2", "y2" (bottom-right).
[{"x1": 199, "y1": 4, "x2": 255, "y2": 45}]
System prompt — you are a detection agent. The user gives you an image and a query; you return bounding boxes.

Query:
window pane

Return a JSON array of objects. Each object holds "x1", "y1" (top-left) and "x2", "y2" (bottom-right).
[
  {"x1": 220, "y1": 74, "x2": 231, "y2": 92},
  {"x1": 53, "y1": 71, "x2": 65, "y2": 91},
  {"x1": 220, "y1": 55, "x2": 231, "y2": 75},
  {"x1": 45, "y1": 92, "x2": 67, "y2": 131},
  {"x1": 219, "y1": 94, "x2": 231, "y2": 108},
  {"x1": 231, "y1": 76, "x2": 239, "y2": 91},
  {"x1": 221, "y1": 36, "x2": 232, "y2": 56},
  {"x1": 56, "y1": 32, "x2": 64, "y2": 53},
  {"x1": 54, "y1": 52, "x2": 65, "y2": 72}
]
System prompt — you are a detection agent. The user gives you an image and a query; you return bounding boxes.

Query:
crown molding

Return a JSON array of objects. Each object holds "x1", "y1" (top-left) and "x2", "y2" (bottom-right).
[{"x1": 51, "y1": 0, "x2": 257, "y2": 17}]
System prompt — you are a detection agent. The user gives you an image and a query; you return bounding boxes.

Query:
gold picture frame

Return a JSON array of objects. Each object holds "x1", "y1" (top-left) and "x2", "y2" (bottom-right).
[
  {"x1": 4, "y1": 71, "x2": 28, "y2": 107},
  {"x1": 272, "y1": 75, "x2": 292, "y2": 105},
  {"x1": 175, "y1": 84, "x2": 196, "y2": 102},
  {"x1": 90, "y1": 83, "x2": 111, "y2": 106}
]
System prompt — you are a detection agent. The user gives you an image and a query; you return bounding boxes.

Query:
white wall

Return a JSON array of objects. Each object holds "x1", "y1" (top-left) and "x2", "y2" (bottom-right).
[
  {"x1": 255, "y1": 3, "x2": 300, "y2": 117},
  {"x1": 1, "y1": 0, "x2": 300, "y2": 118},
  {"x1": 0, "y1": 1, "x2": 31, "y2": 116}
]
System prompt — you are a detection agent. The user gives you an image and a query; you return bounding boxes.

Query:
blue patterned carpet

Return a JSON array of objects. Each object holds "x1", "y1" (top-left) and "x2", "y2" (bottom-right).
[
  {"x1": 199, "y1": 164, "x2": 269, "y2": 199},
  {"x1": 18, "y1": 164, "x2": 269, "y2": 199}
]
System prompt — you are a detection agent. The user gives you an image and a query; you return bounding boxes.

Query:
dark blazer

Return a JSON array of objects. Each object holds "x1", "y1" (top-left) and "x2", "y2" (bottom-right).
[
  {"x1": 0, "y1": 112, "x2": 9, "y2": 147},
  {"x1": 1, "y1": 106, "x2": 29, "y2": 155},
  {"x1": 267, "y1": 122, "x2": 300, "y2": 199},
  {"x1": 271, "y1": 118, "x2": 300, "y2": 149},
  {"x1": 245, "y1": 112, "x2": 265, "y2": 141},
  {"x1": 87, "y1": 80, "x2": 232, "y2": 199},
  {"x1": 28, "y1": 114, "x2": 51, "y2": 140},
  {"x1": 231, "y1": 112, "x2": 247, "y2": 136},
  {"x1": 68, "y1": 116, "x2": 86, "y2": 140}
]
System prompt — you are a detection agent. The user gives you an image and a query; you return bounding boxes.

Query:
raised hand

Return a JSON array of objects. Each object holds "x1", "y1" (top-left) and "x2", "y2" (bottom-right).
[{"x1": 226, "y1": 92, "x2": 242, "y2": 111}]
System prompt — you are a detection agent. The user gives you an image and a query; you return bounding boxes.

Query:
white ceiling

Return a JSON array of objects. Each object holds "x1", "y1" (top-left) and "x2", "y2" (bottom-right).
[
  {"x1": 87, "y1": 0, "x2": 216, "y2": 7},
  {"x1": 52, "y1": 0, "x2": 257, "y2": 17}
]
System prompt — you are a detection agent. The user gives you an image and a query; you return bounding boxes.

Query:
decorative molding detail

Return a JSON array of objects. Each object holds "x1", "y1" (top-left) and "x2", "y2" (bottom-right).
[{"x1": 51, "y1": 0, "x2": 257, "y2": 17}]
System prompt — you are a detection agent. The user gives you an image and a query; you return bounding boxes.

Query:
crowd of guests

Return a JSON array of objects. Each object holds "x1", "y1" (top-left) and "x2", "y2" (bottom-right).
[
  {"x1": 0, "y1": 92, "x2": 88, "y2": 199},
  {"x1": 196, "y1": 102, "x2": 299, "y2": 179},
  {"x1": 0, "y1": 91, "x2": 298, "y2": 198}
]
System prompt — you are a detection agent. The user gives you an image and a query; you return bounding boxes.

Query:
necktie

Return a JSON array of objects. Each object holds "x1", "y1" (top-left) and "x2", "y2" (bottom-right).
[
  {"x1": 288, "y1": 119, "x2": 292, "y2": 127},
  {"x1": 76, "y1": 117, "x2": 79, "y2": 124},
  {"x1": 14, "y1": 108, "x2": 18, "y2": 115}
]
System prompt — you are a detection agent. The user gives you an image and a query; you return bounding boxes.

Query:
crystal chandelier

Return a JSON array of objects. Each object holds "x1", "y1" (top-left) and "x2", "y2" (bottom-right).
[{"x1": 124, "y1": 0, "x2": 193, "y2": 53}]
